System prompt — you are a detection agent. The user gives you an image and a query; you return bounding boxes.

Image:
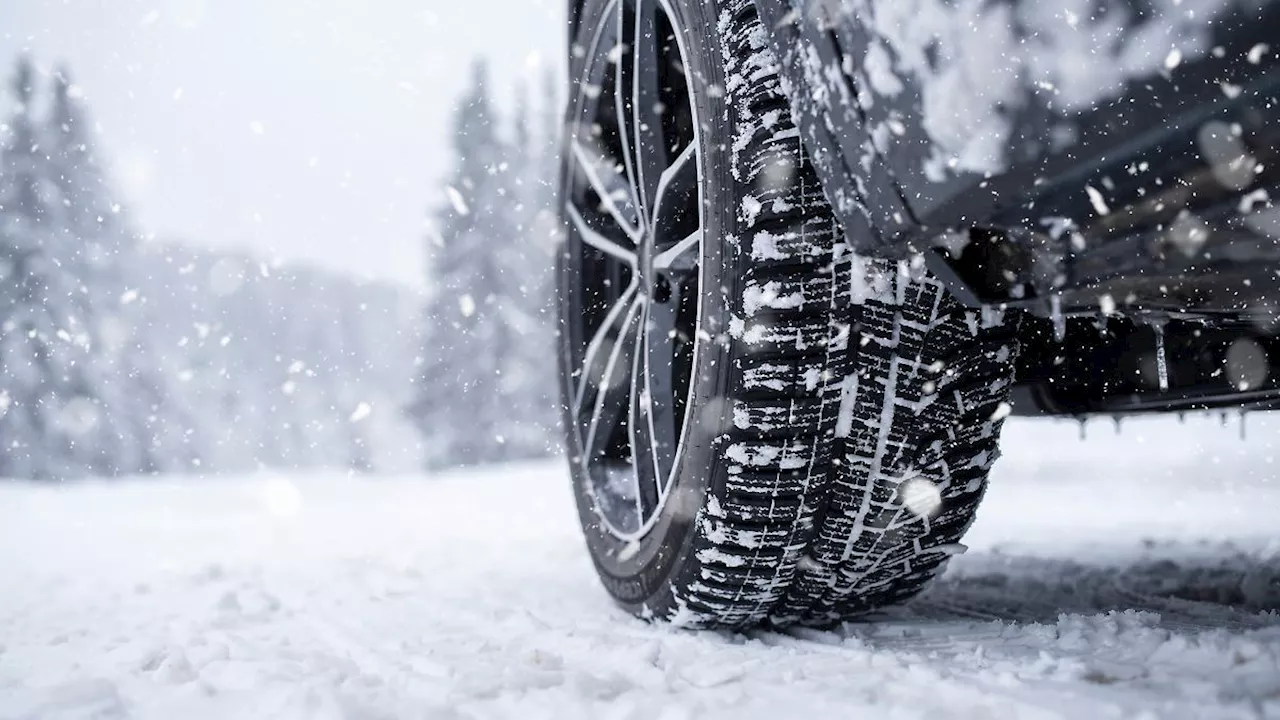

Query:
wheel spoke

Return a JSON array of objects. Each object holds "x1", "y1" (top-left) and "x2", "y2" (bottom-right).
[
  {"x1": 613, "y1": 2, "x2": 646, "y2": 230},
  {"x1": 649, "y1": 140, "x2": 699, "y2": 261},
  {"x1": 637, "y1": 282, "x2": 680, "y2": 513},
  {"x1": 652, "y1": 228, "x2": 701, "y2": 273},
  {"x1": 650, "y1": 141, "x2": 696, "y2": 224},
  {"x1": 576, "y1": 279, "x2": 641, "y2": 410},
  {"x1": 627, "y1": 300, "x2": 655, "y2": 516},
  {"x1": 630, "y1": 0, "x2": 668, "y2": 215},
  {"x1": 578, "y1": 288, "x2": 644, "y2": 461},
  {"x1": 565, "y1": 202, "x2": 638, "y2": 266},
  {"x1": 571, "y1": 140, "x2": 643, "y2": 242}
]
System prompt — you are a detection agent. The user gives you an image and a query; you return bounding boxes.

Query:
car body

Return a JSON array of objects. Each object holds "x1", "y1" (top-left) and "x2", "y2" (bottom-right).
[{"x1": 750, "y1": 0, "x2": 1280, "y2": 416}]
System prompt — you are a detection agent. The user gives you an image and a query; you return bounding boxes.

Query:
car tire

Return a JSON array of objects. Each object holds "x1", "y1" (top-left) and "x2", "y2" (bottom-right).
[{"x1": 558, "y1": 0, "x2": 1020, "y2": 628}]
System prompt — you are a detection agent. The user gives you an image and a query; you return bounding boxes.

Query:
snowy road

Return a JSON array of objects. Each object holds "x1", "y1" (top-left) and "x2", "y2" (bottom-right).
[{"x1": 2, "y1": 417, "x2": 1279, "y2": 719}]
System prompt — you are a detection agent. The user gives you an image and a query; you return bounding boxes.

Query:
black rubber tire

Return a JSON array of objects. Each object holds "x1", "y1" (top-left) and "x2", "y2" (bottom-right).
[{"x1": 560, "y1": 0, "x2": 1020, "y2": 629}]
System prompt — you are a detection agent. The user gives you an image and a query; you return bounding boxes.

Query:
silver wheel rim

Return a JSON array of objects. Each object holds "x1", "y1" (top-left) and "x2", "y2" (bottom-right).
[{"x1": 563, "y1": 0, "x2": 704, "y2": 543}]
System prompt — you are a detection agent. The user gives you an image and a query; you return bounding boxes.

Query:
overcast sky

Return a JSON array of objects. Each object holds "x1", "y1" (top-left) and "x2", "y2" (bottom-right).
[{"x1": 0, "y1": 0, "x2": 566, "y2": 288}]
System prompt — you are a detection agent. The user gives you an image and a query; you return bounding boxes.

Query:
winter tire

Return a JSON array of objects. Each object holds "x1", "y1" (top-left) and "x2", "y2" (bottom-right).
[{"x1": 557, "y1": 0, "x2": 1020, "y2": 628}]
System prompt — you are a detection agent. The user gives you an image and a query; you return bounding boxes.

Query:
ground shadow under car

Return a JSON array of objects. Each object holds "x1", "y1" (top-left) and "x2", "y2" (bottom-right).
[{"x1": 876, "y1": 543, "x2": 1280, "y2": 630}]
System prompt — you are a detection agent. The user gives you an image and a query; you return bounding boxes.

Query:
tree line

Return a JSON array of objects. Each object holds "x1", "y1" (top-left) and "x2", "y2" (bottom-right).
[
  {"x1": 0, "y1": 56, "x2": 423, "y2": 479},
  {"x1": 0, "y1": 54, "x2": 563, "y2": 479},
  {"x1": 407, "y1": 60, "x2": 563, "y2": 469}
]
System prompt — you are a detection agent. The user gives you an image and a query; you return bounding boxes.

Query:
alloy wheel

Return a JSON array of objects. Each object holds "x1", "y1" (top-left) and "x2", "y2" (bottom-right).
[{"x1": 561, "y1": 0, "x2": 703, "y2": 541}]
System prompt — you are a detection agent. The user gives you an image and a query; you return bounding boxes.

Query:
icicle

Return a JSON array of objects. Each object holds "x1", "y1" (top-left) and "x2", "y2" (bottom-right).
[
  {"x1": 1220, "y1": 411, "x2": 1229, "y2": 427},
  {"x1": 1240, "y1": 411, "x2": 1248, "y2": 440},
  {"x1": 1178, "y1": 411, "x2": 1186, "y2": 424},
  {"x1": 1152, "y1": 320, "x2": 1169, "y2": 391},
  {"x1": 1078, "y1": 417, "x2": 1088, "y2": 440},
  {"x1": 1050, "y1": 294, "x2": 1066, "y2": 342},
  {"x1": 1112, "y1": 415, "x2": 1123, "y2": 435}
]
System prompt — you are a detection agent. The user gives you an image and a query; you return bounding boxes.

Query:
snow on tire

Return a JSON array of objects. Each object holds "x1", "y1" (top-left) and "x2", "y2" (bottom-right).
[{"x1": 558, "y1": 0, "x2": 1020, "y2": 629}]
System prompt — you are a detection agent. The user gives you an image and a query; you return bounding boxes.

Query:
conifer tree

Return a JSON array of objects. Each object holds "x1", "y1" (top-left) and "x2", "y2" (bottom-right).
[
  {"x1": 46, "y1": 65, "x2": 159, "y2": 474},
  {"x1": 49, "y1": 67, "x2": 131, "y2": 272},
  {"x1": 0, "y1": 57, "x2": 106, "y2": 478},
  {"x1": 494, "y1": 81, "x2": 559, "y2": 460},
  {"x1": 411, "y1": 60, "x2": 528, "y2": 468}
]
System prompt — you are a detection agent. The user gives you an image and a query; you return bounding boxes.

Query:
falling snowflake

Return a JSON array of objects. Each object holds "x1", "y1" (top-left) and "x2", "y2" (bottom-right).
[
  {"x1": 446, "y1": 186, "x2": 470, "y2": 216},
  {"x1": 900, "y1": 478, "x2": 943, "y2": 519},
  {"x1": 349, "y1": 402, "x2": 373, "y2": 423}
]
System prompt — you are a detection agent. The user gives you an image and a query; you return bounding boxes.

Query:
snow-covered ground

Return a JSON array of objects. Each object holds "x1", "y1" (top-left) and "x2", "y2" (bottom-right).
[{"x1": 2, "y1": 416, "x2": 1279, "y2": 719}]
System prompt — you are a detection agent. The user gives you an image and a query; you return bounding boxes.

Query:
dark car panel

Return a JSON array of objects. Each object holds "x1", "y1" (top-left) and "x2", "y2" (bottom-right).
[
  {"x1": 751, "y1": 0, "x2": 1280, "y2": 416},
  {"x1": 832, "y1": 0, "x2": 1279, "y2": 222},
  {"x1": 759, "y1": 0, "x2": 1280, "y2": 306}
]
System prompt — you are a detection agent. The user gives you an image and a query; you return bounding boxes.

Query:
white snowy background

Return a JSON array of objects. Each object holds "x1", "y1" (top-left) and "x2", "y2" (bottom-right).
[
  {"x1": 0, "y1": 2, "x2": 1278, "y2": 719},
  {"x1": 0, "y1": 0, "x2": 566, "y2": 287}
]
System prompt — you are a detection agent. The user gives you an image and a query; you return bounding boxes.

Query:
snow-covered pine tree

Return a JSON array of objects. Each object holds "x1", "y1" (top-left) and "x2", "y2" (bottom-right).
[
  {"x1": 46, "y1": 65, "x2": 153, "y2": 475},
  {"x1": 411, "y1": 60, "x2": 529, "y2": 469},
  {"x1": 0, "y1": 56, "x2": 108, "y2": 479},
  {"x1": 0, "y1": 57, "x2": 426, "y2": 480},
  {"x1": 48, "y1": 67, "x2": 131, "y2": 276},
  {"x1": 491, "y1": 82, "x2": 559, "y2": 461},
  {"x1": 531, "y1": 65, "x2": 565, "y2": 440},
  {"x1": 538, "y1": 65, "x2": 563, "y2": 206}
]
